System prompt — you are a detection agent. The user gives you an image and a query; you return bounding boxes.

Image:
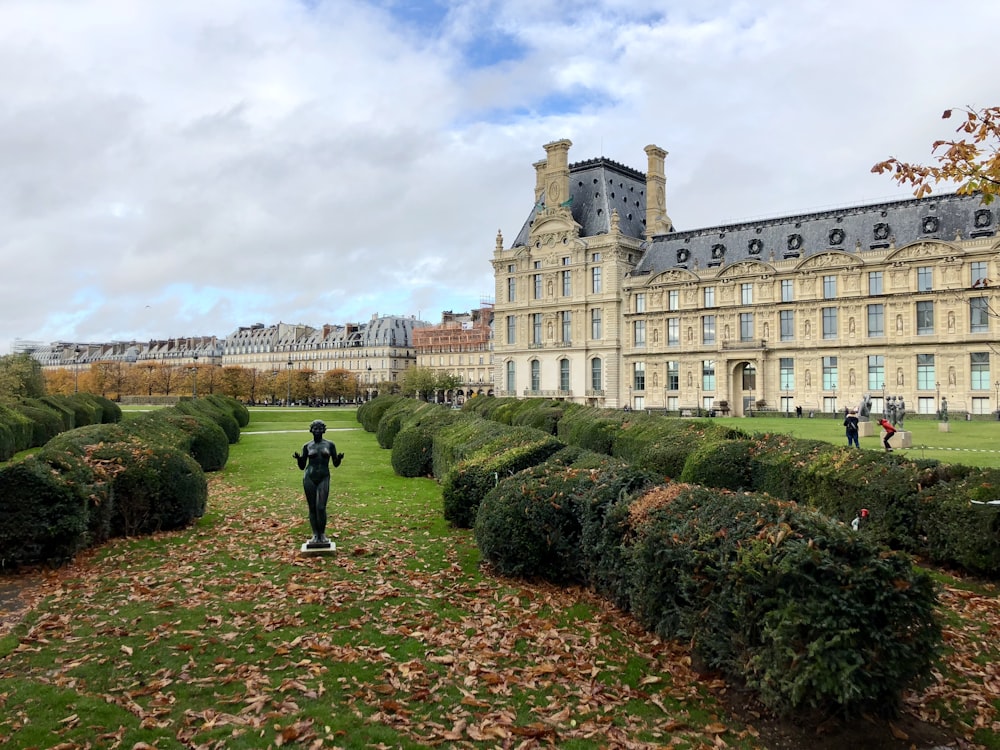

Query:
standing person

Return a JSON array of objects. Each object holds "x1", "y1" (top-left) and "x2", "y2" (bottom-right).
[
  {"x1": 843, "y1": 408, "x2": 860, "y2": 448},
  {"x1": 877, "y1": 417, "x2": 896, "y2": 452},
  {"x1": 293, "y1": 419, "x2": 344, "y2": 546},
  {"x1": 796, "y1": 404, "x2": 803, "y2": 418}
]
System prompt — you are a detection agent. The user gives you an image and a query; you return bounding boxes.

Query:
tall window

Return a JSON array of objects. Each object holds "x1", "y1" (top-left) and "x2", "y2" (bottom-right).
[
  {"x1": 741, "y1": 283, "x2": 753, "y2": 305},
  {"x1": 742, "y1": 363, "x2": 757, "y2": 391},
  {"x1": 917, "y1": 266, "x2": 933, "y2": 292},
  {"x1": 506, "y1": 360, "x2": 515, "y2": 393},
  {"x1": 667, "y1": 318, "x2": 680, "y2": 346},
  {"x1": 559, "y1": 358, "x2": 570, "y2": 391},
  {"x1": 702, "y1": 360, "x2": 716, "y2": 392},
  {"x1": 868, "y1": 355, "x2": 885, "y2": 391},
  {"x1": 635, "y1": 293, "x2": 646, "y2": 313},
  {"x1": 867, "y1": 304, "x2": 884, "y2": 337},
  {"x1": 530, "y1": 360, "x2": 540, "y2": 391},
  {"x1": 781, "y1": 279, "x2": 794, "y2": 302},
  {"x1": 506, "y1": 315, "x2": 516, "y2": 345},
  {"x1": 823, "y1": 275, "x2": 837, "y2": 299},
  {"x1": 668, "y1": 290, "x2": 679, "y2": 311},
  {"x1": 666, "y1": 361, "x2": 679, "y2": 390},
  {"x1": 533, "y1": 274, "x2": 542, "y2": 299},
  {"x1": 916, "y1": 301, "x2": 934, "y2": 334},
  {"x1": 739, "y1": 312, "x2": 754, "y2": 342},
  {"x1": 591, "y1": 308, "x2": 602, "y2": 339},
  {"x1": 702, "y1": 315, "x2": 716, "y2": 344},
  {"x1": 531, "y1": 313, "x2": 542, "y2": 345},
  {"x1": 971, "y1": 352, "x2": 990, "y2": 389},
  {"x1": 561, "y1": 311, "x2": 572, "y2": 343},
  {"x1": 562, "y1": 269, "x2": 571, "y2": 296},
  {"x1": 822, "y1": 307, "x2": 838, "y2": 339},
  {"x1": 780, "y1": 310, "x2": 794, "y2": 341},
  {"x1": 634, "y1": 320, "x2": 646, "y2": 347},
  {"x1": 917, "y1": 354, "x2": 935, "y2": 390},
  {"x1": 507, "y1": 276, "x2": 516, "y2": 302},
  {"x1": 704, "y1": 287, "x2": 716, "y2": 308},
  {"x1": 779, "y1": 358, "x2": 794, "y2": 390},
  {"x1": 591, "y1": 358, "x2": 603, "y2": 391},
  {"x1": 971, "y1": 261, "x2": 988, "y2": 286},
  {"x1": 822, "y1": 356, "x2": 838, "y2": 390},
  {"x1": 971, "y1": 297, "x2": 990, "y2": 332},
  {"x1": 868, "y1": 271, "x2": 883, "y2": 295},
  {"x1": 592, "y1": 266, "x2": 602, "y2": 293},
  {"x1": 633, "y1": 362, "x2": 646, "y2": 391}
]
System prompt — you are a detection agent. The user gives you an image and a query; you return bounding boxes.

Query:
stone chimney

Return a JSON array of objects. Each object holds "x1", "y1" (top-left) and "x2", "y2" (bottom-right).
[
  {"x1": 542, "y1": 139, "x2": 572, "y2": 210},
  {"x1": 644, "y1": 144, "x2": 672, "y2": 240}
]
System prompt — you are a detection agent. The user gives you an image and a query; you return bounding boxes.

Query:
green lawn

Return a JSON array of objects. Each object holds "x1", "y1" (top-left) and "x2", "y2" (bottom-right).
[{"x1": 1, "y1": 406, "x2": 997, "y2": 749}]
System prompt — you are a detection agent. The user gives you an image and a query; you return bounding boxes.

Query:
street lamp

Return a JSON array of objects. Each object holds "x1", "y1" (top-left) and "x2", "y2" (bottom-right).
[
  {"x1": 190, "y1": 352, "x2": 199, "y2": 398},
  {"x1": 881, "y1": 382, "x2": 886, "y2": 419},
  {"x1": 995, "y1": 380, "x2": 999, "y2": 420},
  {"x1": 936, "y1": 381, "x2": 941, "y2": 418},
  {"x1": 287, "y1": 357, "x2": 294, "y2": 406},
  {"x1": 832, "y1": 385, "x2": 836, "y2": 418},
  {"x1": 73, "y1": 346, "x2": 82, "y2": 393}
]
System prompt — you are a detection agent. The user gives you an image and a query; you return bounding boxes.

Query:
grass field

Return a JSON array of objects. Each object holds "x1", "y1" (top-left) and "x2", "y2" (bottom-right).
[{"x1": 0, "y1": 406, "x2": 997, "y2": 749}]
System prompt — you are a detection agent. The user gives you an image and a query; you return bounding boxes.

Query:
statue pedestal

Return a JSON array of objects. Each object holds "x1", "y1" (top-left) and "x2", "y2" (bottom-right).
[
  {"x1": 884, "y1": 430, "x2": 912, "y2": 449},
  {"x1": 858, "y1": 421, "x2": 875, "y2": 437},
  {"x1": 938, "y1": 422, "x2": 951, "y2": 432},
  {"x1": 299, "y1": 541, "x2": 336, "y2": 557}
]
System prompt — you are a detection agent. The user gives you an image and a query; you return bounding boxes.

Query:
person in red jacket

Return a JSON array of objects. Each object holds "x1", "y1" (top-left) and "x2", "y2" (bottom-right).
[{"x1": 877, "y1": 417, "x2": 896, "y2": 452}]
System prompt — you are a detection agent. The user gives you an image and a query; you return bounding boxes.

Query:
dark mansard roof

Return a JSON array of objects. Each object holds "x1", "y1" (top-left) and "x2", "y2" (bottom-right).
[
  {"x1": 511, "y1": 156, "x2": 650, "y2": 247},
  {"x1": 634, "y1": 192, "x2": 995, "y2": 276}
]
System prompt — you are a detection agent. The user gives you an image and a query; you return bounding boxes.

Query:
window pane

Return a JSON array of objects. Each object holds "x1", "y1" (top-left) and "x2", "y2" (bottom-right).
[
  {"x1": 867, "y1": 304, "x2": 884, "y2": 337},
  {"x1": 702, "y1": 315, "x2": 716, "y2": 344},
  {"x1": 916, "y1": 301, "x2": 934, "y2": 334},
  {"x1": 780, "y1": 310, "x2": 794, "y2": 341}
]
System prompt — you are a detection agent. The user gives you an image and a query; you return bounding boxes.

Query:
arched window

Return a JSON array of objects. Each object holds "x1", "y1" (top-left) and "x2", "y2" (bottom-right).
[
  {"x1": 559, "y1": 358, "x2": 570, "y2": 391},
  {"x1": 591, "y1": 357, "x2": 603, "y2": 391},
  {"x1": 530, "y1": 360, "x2": 541, "y2": 392},
  {"x1": 506, "y1": 360, "x2": 516, "y2": 393}
]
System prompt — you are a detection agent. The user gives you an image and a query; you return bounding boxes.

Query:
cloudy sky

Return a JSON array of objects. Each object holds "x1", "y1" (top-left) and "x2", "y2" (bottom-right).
[{"x1": 3, "y1": 0, "x2": 998, "y2": 353}]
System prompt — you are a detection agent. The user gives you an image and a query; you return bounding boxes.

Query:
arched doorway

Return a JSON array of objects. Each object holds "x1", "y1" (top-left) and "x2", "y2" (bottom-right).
[{"x1": 732, "y1": 361, "x2": 757, "y2": 416}]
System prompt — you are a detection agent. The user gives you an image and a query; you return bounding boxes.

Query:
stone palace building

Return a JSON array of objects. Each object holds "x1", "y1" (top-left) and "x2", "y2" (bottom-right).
[{"x1": 492, "y1": 139, "x2": 999, "y2": 417}]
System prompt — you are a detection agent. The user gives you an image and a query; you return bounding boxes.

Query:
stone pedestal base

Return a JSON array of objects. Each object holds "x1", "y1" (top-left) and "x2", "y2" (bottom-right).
[
  {"x1": 299, "y1": 541, "x2": 336, "y2": 557},
  {"x1": 882, "y1": 430, "x2": 912, "y2": 449},
  {"x1": 938, "y1": 422, "x2": 951, "y2": 432},
  {"x1": 858, "y1": 421, "x2": 875, "y2": 437}
]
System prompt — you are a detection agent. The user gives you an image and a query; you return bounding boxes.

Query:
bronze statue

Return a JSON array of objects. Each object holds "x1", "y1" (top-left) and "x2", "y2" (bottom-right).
[{"x1": 293, "y1": 420, "x2": 344, "y2": 546}]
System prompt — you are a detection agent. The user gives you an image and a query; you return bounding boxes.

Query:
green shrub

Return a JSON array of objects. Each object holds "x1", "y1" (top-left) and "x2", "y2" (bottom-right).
[
  {"x1": 625, "y1": 484, "x2": 941, "y2": 716},
  {"x1": 390, "y1": 425, "x2": 434, "y2": 477},
  {"x1": 431, "y1": 416, "x2": 516, "y2": 480},
  {"x1": 474, "y1": 452, "x2": 655, "y2": 584},
  {"x1": 915, "y1": 468, "x2": 1000, "y2": 575},
  {"x1": 442, "y1": 434, "x2": 565, "y2": 528},
  {"x1": 175, "y1": 399, "x2": 240, "y2": 444},
  {"x1": 747, "y1": 434, "x2": 836, "y2": 500},
  {"x1": 0, "y1": 457, "x2": 92, "y2": 567},
  {"x1": 127, "y1": 410, "x2": 230, "y2": 472},
  {"x1": 93, "y1": 439, "x2": 207, "y2": 536},
  {"x1": 205, "y1": 394, "x2": 250, "y2": 427},
  {"x1": 0, "y1": 420, "x2": 14, "y2": 461},
  {"x1": 32, "y1": 397, "x2": 76, "y2": 430},
  {"x1": 357, "y1": 395, "x2": 403, "y2": 432},
  {"x1": 0, "y1": 404, "x2": 34, "y2": 452},
  {"x1": 12, "y1": 403, "x2": 63, "y2": 447},
  {"x1": 678, "y1": 439, "x2": 754, "y2": 490}
]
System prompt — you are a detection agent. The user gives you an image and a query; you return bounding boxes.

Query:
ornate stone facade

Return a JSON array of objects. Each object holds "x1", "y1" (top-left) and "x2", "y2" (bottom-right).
[{"x1": 494, "y1": 140, "x2": 1000, "y2": 417}]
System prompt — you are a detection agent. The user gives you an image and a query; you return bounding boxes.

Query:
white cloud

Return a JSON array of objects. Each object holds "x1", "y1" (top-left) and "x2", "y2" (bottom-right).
[{"x1": 2, "y1": 0, "x2": 998, "y2": 352}]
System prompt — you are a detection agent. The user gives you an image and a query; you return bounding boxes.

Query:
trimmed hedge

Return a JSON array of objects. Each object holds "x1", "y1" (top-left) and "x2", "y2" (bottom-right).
[
  {"x1": 915, "y1": 468, "x2": 1000, "y2": 575},
  {"x1": 0, "y1": 456, "x2": 94, "y2": 567},
  {"x1": 625, "y1": 484, "x2": 941, "y2": 716},
  {"x1": 357, "y1": 395, "x2": 403, "y2": 433},
  {"x1": 679, "y1": 438, "x2": 754, "y2": 490},
  {"x1": 0, "y1": 396, "x2": 238, "y2": 567},
  {"x1": 442, "y1": 432, "x2": 565, "y2": 528}
]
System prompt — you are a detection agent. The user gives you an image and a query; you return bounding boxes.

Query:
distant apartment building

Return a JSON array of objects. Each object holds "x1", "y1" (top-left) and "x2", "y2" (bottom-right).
[{"x1": 413, "y1": 304, "x2": 495, "y2": 402}]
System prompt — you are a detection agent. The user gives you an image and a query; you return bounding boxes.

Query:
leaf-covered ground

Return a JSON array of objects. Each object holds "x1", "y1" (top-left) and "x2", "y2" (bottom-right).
[{"x1": 2, "y1": 471, "x2": 998, "y2": 749}]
